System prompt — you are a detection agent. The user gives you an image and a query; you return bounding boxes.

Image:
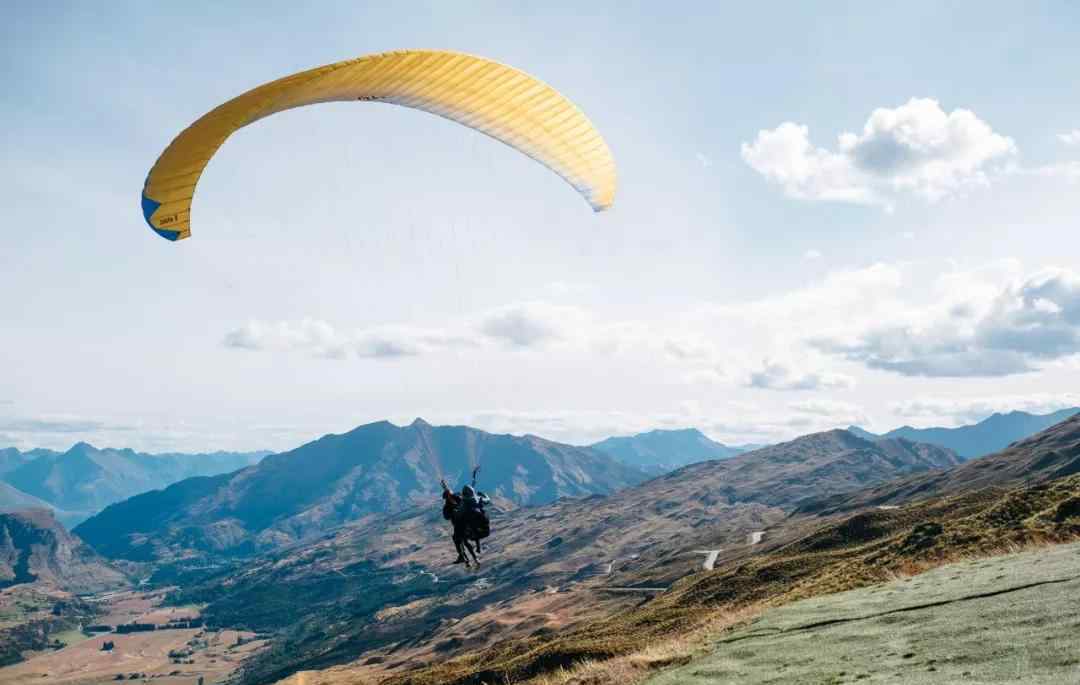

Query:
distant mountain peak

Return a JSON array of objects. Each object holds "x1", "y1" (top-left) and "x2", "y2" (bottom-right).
[
  {"x1": 591, "y1": 426, "x2": 750, "y2": 472},
  {"x1": 845, "y1": 425, "x2": 878, "y2": 441},
  {"x1": 627, "y1": 427, "x2": 707, "y2": 439}
]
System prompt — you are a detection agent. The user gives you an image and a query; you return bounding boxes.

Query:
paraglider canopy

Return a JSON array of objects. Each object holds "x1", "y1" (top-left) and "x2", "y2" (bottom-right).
[{"x1": 141, "y1": 49, "x2": 618, "y2": 241}]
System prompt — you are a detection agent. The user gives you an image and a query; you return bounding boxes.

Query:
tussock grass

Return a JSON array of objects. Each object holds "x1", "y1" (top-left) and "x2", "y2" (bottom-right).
[{"x1": 526, "y1": 605, "x2": 761, "y2": 685}]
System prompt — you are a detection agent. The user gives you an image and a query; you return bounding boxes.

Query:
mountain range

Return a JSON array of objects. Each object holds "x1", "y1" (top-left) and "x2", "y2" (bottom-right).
[
  {"x1": 590, "y1": 428, "x2": 759, "y2": 473},
  {"x1": 6, "y1": 408, "x2": 1077, "y2": 684},
  {"x1": 0, "y1": 443, "x2": 270, "y2": 524},
  {"x1": 849, "y1": 407, "x2": 1080, "y2": 459},
  {"x1": 74, "y1": 419, "x2": 647, "y2": 561},
  {"x1": 6, "y1": 407, "x2": 1072, "y2": 530},
  {"x1": 150, "y1": 427, "x2": 961, "y2": 683}
]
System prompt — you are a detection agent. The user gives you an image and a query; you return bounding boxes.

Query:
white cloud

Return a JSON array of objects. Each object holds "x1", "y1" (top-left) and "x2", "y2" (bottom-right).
[
  {"x1": 224, "y1": 302, "x2": 594, "y2": 360},
  {"x1": 352, "y1": 331, "x2": 423, "y2": 359},
  {"x1": 0, "y1": 412, "x2": 236, "y2": 453},
  {"x1": 663, "y1": 334, "x2": 717, "y2": 362},
  {"x1": 223, "y1": 319, "x2": 482, "y2": 359},
  {"x1": 476, "y1": 302, "x2": 582, "y2": 348},
  {"x1": 890, "y1": 394, "x2": 1080, "y2": 427},
  {"x1": 813, "y1": 265, "x2": 1080, "y2": 377},
  {"x1": 804, "y1": 249, "x2": 823, "y2": 260},
  {"x1": 0, "y1": 417, "x2": 133, "y2": 434},
  {"x1": 672, "y1": 259, "x2": 1080, "y2": 386},
  {"x1": 1059, "y1": 130, "x2": 1080, "y2": 146},
  {"x1": 745, "y1": 359, "x2": 854, "y2": 391},
  {"x1": 690, "y1": 262, "x2": 906, "y2": 343},
  {"x1": 740, "y1": 122, "x2": 875, "y2": 205},
  {"x1": 742, "y1": 98, "x2": 1016, "y2": 208},
  {"x1": 670, "y1": 263, "x2": 905, "y2": 392},
  {"x1": 789, "y1": 399, "x2": 867, "y2": 427},
  {"x1": 1007, "y1": 161, "x2": 1080, "y2": 182},
  {"x1": 695, "y1": 152, "x2": 713, "y2": 168},
  {"x1": 223, "y1": 319, "x2": 353, "y2": 359},
  {"x1": 540, "y1": 281, "x2": 590, "y2": 297},
  {"x1": 222, "y1": 262, "x2": 1080, "y2": 402}
]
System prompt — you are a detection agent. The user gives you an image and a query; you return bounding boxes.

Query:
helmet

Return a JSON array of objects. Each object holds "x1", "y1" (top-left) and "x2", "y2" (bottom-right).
[{"x1": 461, "y1": 484, "x2": 476, "y2": 499}]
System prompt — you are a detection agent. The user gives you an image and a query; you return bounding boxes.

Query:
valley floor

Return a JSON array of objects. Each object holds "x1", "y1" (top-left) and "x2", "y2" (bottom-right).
[
  {"x1": 0, "y1": 590, "x2": 267, "y2": 685},
  {"x1": 646, "y1": 541, "x2": 1080, "y2": 685}
]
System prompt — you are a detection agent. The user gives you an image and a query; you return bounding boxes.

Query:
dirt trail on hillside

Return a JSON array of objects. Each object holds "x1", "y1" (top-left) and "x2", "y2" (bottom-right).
[{"x1": 647, "y1": 541, "x2": 1080, "y2": 684}]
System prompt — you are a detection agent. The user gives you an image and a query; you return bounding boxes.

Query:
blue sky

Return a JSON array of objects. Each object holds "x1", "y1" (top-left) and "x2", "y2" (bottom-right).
[{"x1": 4, "y1": 2, "x2": 1080, "y2": 451}]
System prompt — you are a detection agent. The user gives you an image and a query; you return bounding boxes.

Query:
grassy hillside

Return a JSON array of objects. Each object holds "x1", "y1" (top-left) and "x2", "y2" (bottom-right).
[
  {"x1": 647, "y1": 539, "x2": 1080, "y2": 684},
  {"x1": 376, "y1": 473, "x2": 1080, "y2": 685}
]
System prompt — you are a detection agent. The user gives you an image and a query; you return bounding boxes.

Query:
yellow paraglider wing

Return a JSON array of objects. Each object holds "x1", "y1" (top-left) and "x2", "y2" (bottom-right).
[{"x1": 141, "y1": 49, "x2": 617, "y2": 241}]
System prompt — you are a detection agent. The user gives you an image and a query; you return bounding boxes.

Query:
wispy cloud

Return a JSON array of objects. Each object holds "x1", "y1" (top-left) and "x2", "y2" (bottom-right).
[
  {"x1": 0, "y1": 417, "x2": 133, "y2": 434},
  {"x1": 1059, "y1": 130, "x2": 1080, "y2": 146},
  {"x1": 889, "y1": 394, "x2": 1080, "y2": 426},
  {"x1": 224, "y1": 302, "x2": 592, "y2": 360}
]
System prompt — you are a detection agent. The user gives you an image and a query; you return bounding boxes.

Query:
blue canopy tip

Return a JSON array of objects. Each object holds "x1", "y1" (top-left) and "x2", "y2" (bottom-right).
[{"x1": 140, "y1": 193, "x2": 178, "y2": 240}]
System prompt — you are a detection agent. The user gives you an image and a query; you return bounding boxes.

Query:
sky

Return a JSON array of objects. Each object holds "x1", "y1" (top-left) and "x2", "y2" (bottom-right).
[{"x1": 3, "y1": 1, "x2": 1080, "y2": 452}]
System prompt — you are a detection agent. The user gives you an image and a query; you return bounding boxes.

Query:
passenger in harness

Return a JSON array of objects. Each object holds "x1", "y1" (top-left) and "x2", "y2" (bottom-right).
[
  {"x1": 439, "y1": 468, "x2": 491, "y2": 567},
  {"x1": 459, "y1": 484, "x2": 491, "y2": 551}
]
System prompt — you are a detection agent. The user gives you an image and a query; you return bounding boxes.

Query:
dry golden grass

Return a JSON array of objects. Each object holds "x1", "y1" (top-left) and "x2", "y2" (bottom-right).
[{"x1": 526, "y1": 605, "x2": 762, "y2": 685}]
